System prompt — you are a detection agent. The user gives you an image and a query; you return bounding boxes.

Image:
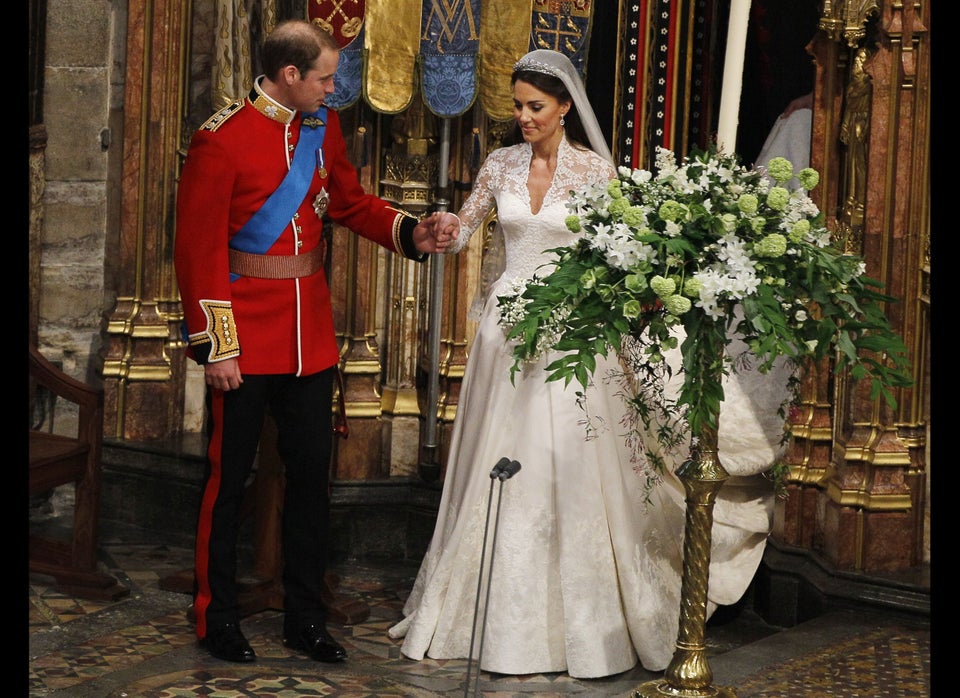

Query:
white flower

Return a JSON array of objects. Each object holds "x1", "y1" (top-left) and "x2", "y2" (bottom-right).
[{"x1": 495, "y1": 145, "x2": 910, "y2": 494}]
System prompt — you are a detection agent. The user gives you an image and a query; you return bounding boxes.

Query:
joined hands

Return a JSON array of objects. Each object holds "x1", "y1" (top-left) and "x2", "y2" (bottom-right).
[{"x1": 414, "y1": 211, "x2": 460, "y2": 254}]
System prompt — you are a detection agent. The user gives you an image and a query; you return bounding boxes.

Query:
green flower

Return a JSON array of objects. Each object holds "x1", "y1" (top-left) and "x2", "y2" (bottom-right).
[
  {"x1": 497, "y1": 144, "x2": 912, "y2": 500},
  {"x1": 622, "y1": 206, "x2": 645, "y2": 227},
  {"x1": 597, "y1": 285, "x2": 616, "y2": 303},
  {"x1": 766, "y1": 157, "x2": 794, "y2": 184},
  {"x1": 580, "y1": 268, "x2": 601, "y2": 289},
  {"x1": 608, "y1": 197, "x2": 630, "y2": 216},
  {"x1": 682, "y1": 277, "x2": 703, "y2": 298},
  {"x1": 650, "y1": 275, "x2": 676, "y2": 298},
  {"x1": 622, "y1": 299, "x2": 643, "y2": 319},
  {"x1": 755, "y1": 233, "x2": 788, "y2": 258},
  {"x1": 663, "y1": 294, "x2": 692, "y2": 316},
  {"x1": 766, "y1": 187, "x2": 790, "y2": 211},
  {"x1": 658, "y1": 200, "x2": 687, "y2": 222},
  {"x1": 798, "y1": 167, "x2": 820, "y2": 190},
  {"x1": 624, "y1": 273, "x2": 648, "y2": 293},
  {"x1": 788, "y1": 219, "x2": 810, "y2": 242},
  {"x1": 737, "y1": 193, "x2": 759, "y2": 215}
]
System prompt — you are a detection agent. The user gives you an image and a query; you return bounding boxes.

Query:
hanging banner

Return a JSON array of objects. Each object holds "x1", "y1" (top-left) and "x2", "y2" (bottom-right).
[
  {"x1": 364, "y1": 0, "x2": 422, "y2": 113},
  {"x1": 308, "y1": 0, "x2": 365, "y2": 47},
  {"x1": 478, "y1": 0, "x2": 534, "y2": 121},
  {"x1": 326, "y1": 25, "x2": 365, "y2": 109},
  {"x1": 309, "y1": 0, "x2": 366, "y2": 108},
  {"x1": 529, "y1": 0, "x2": 595, "y2": 77},
  {"x1": 419, "y1": 0, "x2": 481, "y2": 118}
]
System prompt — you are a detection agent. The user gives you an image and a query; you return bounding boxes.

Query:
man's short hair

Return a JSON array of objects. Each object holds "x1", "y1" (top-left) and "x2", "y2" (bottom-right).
[{"x1": 262, "y1": 19, "x2": 339, "y2": 79}]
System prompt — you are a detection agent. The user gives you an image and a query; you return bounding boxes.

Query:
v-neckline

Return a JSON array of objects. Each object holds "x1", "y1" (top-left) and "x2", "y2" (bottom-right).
[{"x1": 526, "y1": 141, "x2": 561, "y2": 216}]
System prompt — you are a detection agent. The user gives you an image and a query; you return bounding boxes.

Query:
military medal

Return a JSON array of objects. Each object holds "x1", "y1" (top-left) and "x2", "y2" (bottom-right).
[
  {"x1": 316, "y1": 148, "x2": 328, "y2": 179},
  {"x1": 313, "y1": 187, "x2": 329, "y2": 218}
]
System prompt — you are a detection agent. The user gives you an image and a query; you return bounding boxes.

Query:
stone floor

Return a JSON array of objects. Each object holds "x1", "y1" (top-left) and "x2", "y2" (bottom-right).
[{"x1": 28, "y1": 518, "x2": 931, "y2": 697}]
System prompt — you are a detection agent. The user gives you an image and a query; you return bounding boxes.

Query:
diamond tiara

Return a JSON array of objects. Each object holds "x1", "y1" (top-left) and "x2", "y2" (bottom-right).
[{"x1": 512, "y1": 57, "x2": 561, "y2": 78}]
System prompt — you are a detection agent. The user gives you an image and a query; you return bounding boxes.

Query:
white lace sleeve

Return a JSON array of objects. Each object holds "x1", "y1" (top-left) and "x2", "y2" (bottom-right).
[{"x1": 447, "y1": 150, "x2": 501, "y2": 255}]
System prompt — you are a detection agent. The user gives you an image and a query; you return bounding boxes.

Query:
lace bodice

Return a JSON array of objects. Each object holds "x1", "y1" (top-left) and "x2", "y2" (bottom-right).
[{"x1": 450, "y1": 138, "x2": 616, "y2": 298}]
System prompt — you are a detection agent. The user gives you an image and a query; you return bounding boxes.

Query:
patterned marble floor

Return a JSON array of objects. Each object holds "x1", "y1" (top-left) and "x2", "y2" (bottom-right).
[{"x1": 28, "y1": 533, "x2": 931, "y2": 697}]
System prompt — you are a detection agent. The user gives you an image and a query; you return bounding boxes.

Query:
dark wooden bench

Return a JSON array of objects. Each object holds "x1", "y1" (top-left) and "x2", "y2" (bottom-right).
[{"x1": 29, "y1": 344, "x2": 129, "y2": 600}]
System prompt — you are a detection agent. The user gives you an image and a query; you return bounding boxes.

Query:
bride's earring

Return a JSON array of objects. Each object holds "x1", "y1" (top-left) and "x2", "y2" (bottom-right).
[{"x1": 560, "y1": 113, "x2": 566, "y2": 127}]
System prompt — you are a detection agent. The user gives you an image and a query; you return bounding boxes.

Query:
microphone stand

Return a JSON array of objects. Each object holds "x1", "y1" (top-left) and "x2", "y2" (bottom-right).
[{"x1": 464, "y1": 458, "x2": 522, "y2": 697}]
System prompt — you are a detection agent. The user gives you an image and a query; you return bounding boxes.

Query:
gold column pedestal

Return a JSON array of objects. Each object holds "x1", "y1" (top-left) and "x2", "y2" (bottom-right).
[{"x1": 634, "y1": 425, "x2": 737, "y2": 698}]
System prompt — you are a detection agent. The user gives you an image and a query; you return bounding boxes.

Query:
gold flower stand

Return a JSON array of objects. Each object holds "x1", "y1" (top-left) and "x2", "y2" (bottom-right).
[{"x1": 634, "y1": 424, "x2": 737, "y2": 697}]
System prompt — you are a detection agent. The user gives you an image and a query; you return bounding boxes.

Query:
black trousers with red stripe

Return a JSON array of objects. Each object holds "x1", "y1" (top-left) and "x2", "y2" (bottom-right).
[{"x1": 193, "y1": 368, "x2": 335, "y2": 640}]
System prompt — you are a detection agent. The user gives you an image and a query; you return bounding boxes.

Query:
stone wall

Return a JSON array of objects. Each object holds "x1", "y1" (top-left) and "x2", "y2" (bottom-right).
[{"x1": 36, "y1": 0, "x2": 126, "y2": 393}]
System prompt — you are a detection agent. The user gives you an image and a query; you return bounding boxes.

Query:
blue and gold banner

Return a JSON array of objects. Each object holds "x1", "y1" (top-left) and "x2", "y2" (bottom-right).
[
  {"x1": 420, "y1": 0, "x2": 481, "y2": 117},
  {"x1": 530, "y1": 0, "x2": 594, "y2": 77},
  {"x1": 317, "y1": 0, "x2": 604, "y2": 121}
]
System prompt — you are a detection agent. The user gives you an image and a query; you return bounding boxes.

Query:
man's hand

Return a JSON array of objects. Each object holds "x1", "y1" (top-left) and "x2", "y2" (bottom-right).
[
  {"x1": 205, "y1": 358, "x2": 243, "y2": 391},
  {"x1": 413, "y1": 211, "x2": 460, "y2": 254}
]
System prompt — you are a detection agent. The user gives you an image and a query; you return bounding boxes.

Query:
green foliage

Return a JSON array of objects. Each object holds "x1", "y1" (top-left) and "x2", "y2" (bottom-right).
[{"x1": 497, "y1": 146, "x2": 913, "y2": 486}]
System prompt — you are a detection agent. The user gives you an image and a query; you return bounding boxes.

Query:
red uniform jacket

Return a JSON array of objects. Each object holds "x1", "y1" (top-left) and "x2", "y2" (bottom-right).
[{"x1": 175, "y1": 82, "x2": 424, "y2": 376}]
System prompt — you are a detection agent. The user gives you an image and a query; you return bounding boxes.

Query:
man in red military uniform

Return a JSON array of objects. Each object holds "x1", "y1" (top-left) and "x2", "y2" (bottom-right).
[{"x1": 174, "y1": 19, "x2": 455, "y2": 664}]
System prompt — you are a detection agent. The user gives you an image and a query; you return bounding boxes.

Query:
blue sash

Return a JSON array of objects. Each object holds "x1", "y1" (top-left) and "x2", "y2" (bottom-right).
[{"x1": 228, "y1": 107, "x2": 328, "y2": 282}]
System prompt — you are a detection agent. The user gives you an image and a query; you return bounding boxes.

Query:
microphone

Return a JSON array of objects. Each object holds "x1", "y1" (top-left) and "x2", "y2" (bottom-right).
[
  {"x1": 489, "y1": 457, "x2": 512, "y2": 479},
  {"x1": 497, "y1": 460, "x2": 522, "y2": 481}
]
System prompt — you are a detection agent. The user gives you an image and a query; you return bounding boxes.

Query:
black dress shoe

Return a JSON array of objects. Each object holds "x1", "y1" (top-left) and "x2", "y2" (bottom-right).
[
  {"x1": 199, "y1": 623, "x2": 256, "y2": 663},
  {"x1": 283, "y1": 623, "x2": 347, "y2": 662}
]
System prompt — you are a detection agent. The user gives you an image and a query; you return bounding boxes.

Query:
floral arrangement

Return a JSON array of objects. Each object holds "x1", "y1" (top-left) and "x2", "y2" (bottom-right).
[{"x1": 497, "y1": 146, "x2": 912, "y2": 490}]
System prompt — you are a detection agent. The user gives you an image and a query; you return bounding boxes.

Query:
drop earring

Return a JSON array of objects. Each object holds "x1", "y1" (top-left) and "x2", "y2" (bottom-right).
[{"x1": 560, "y1": 113, "x2": 565, "y2": 127}]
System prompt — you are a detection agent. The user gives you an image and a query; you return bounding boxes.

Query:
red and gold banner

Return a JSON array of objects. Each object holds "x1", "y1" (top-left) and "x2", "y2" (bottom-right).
[{"x1": 308, "y1": 0, "x2": 366, "y2": 48}]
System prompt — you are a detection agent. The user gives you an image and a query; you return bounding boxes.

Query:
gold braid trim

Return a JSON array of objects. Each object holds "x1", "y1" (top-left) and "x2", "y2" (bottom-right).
[
  {"x1": 196, "y1": 299, "x2": 241, "y2": 362},
  {"x1": 389, "y1": 207, "x2": 420, "y2": 259}
]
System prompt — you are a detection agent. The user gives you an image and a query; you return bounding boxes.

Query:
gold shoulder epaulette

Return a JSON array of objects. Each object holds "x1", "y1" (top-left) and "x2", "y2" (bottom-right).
[{"x1": 200, "y1": 100, "x2": 244, "y2": 132}]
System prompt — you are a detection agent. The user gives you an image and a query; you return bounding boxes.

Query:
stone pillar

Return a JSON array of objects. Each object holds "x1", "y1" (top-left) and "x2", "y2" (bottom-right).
[
  {"x1": 820, "y1": 2, "x2": 929, "y2": 572},
  {"x1": 101, "y1": 0, "x2": 190, "y2": 440},
  {"x1": 777, "y1": 1, "x2": 930, "y2": 572}
]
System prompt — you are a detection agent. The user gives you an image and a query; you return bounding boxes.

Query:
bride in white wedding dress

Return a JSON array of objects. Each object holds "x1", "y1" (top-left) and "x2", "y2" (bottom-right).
[{"x1": 388, "y1": 49, "x2": 793, "y2": 679}]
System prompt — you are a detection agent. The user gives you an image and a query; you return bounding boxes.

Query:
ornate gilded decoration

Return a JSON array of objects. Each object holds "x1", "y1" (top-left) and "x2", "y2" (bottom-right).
[
  {"x1": 836, "y1": 46, "x2": 872, "y2": 255},
  {"x1": 819, "y1": 0, "x2": 880, "y2": 46},
  {"x1": 197, "y1": 299, "x2": 241, "y2": 362},
  {"x1": 380, "y1": 99, "x2": 440, "y2": 213},
  {"x1": 634, "y1": 425, "x2": 736, "y2": 698}
]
